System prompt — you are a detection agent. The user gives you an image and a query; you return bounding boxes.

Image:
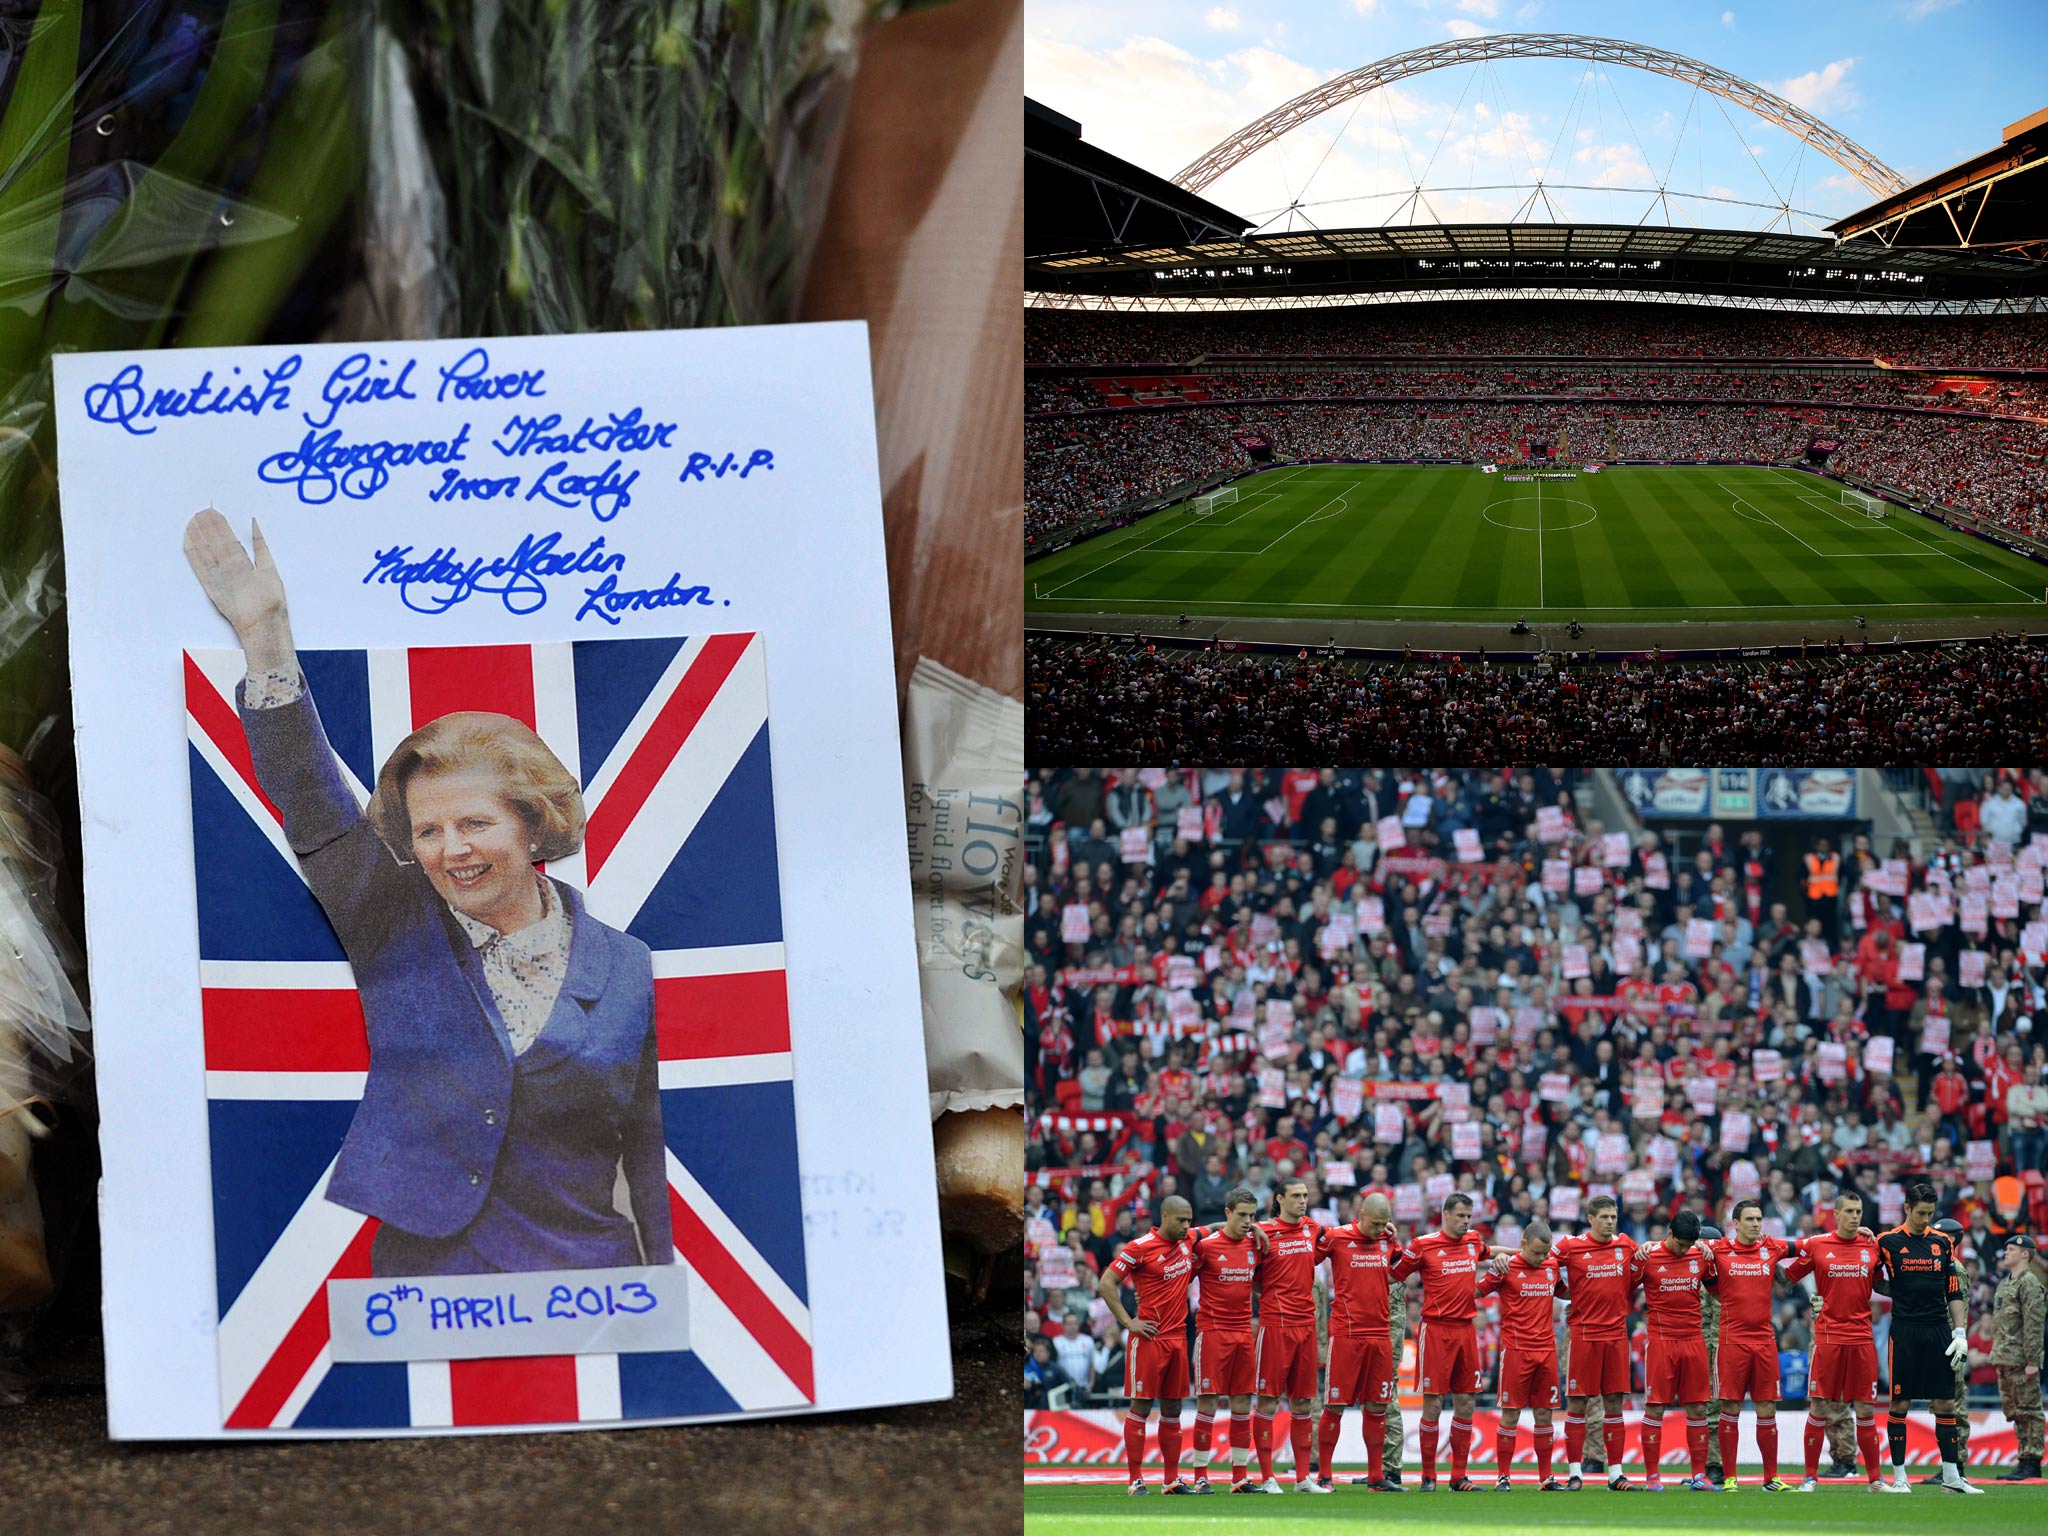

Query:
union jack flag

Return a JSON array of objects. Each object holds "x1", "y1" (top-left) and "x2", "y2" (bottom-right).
[{"x1": 184, "y1": 633, "x2": 811, "y2": 1431}]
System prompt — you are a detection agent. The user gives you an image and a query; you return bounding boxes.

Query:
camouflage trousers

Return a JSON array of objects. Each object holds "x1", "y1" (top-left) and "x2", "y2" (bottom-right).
[{"x1": 2001, "y1": 1367, "x2": 2045, "y2": 1460}]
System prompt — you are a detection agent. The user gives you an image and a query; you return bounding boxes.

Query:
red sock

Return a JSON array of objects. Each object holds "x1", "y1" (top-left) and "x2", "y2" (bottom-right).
[
  {"x1": 1159, "y1": 1417, "x2": 1183, "y2": 1485},
  {"x1": 1857, "y1": 1419, "x2": 1882, "y2": 1483},
  {"x1": 1231, "y1": 1411, "x2": 1250, "y2": 1483},
  {"x1": 1641, "y1": 1413, "x2": 1663, "y2": 1481},
  {"x1": 1565, "y1": 1413, "x2": 1585, "y2": 1466},
  {"x1": 1255, "y1": 1410, "x2": 1275, "y2": 1481},
  {"x1": 1421, "y1": 1418, "x2": 1440, "y2": 1481},
  {"x1": 1535, "y1": 1424, "x2": 1554, "y2": 1481},
  {"x1": 1193, "y1": 1409, "x2": 1214, "y2": 1471},
  {"x1": 1125, "y1": 1411, "x2": 1148, "y2": 1483},
  {"x1": 1759, "y1": 1417, "x2": 1779, "y2": 1482},
  {"x1": 1497, "y1": 1425, "x2": 1517, "y2": 1478},
  {"x1": 1804, "y1": 1415, "x2": 1825, "y2": 1479},
  {"x1": 1450, "y1": 1416, "x2": 1473, "y2": 1480},
  {"x1": 1686, "y1": 1415, "x2": 1708, "y2": 1478},
  {"x1": 1605, "y1": 1418, "x2": 1626, "y2": 1472},
  {"x1": 1290, "y1": 1412, "x2": 1313, "y2": 1483},
  {"x1": 1718, "y1": 1414, "x2": 1738, "y2": 1477},
  {"x1": 1364, "y1": 1409, "x2": 1386, "y2": 1483},
  {"x1": 1317, "y1": 1410, "x2": 1342, "y2": 1480}
]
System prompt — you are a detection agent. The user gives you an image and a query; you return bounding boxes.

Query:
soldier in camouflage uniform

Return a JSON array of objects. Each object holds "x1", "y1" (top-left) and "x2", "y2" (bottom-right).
[
  {"x1": 1992, "y1": 1234, "x2": 2045, "y2": 1481},
  {"x1": 1700, "y1": 1237, "x2": 1724, "y2": 1484}
]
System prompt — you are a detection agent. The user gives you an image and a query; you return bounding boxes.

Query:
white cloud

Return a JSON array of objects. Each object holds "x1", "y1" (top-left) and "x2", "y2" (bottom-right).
[
  {"x1": 1352, "y1": 0, "x2": 1378, "y2": 14},
  {"x1": 1516, "y1": 1, "x2": 1541, "y2": 17},
  {"x1": 1456, "y1": 0, "x2": 1501, "y2": 15},
  {"x1": 1770, "y1": 58, "x2": 1861, "y2": 114},
  {"x1": 1903, "y1": 0, "x2": 1966, "y2": 17},
  {"x1": 1445, "y1": 18, "x2": 1490, "y2": 38},
  {"x1": 1203, "y1": 6, "x2": 1241, "y2": 28},
  {"x1": 1721, "y1": 9, "x2": 1735, "y2": 24}
]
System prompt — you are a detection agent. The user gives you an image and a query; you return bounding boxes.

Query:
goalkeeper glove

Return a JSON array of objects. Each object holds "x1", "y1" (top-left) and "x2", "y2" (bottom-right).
[{"x1": 1946, "y1": 1327, "x2": 1968, "y2": 1366}]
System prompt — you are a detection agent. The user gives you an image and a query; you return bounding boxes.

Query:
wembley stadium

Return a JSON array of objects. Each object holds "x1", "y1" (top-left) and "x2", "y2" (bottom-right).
[{"x1": 1024, "y1": 31, "x2": 2048, "y2": 761}]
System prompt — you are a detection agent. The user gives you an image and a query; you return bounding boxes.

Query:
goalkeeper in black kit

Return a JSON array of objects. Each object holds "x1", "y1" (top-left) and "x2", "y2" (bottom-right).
[{"x1": 1875, "y1": 1184, "x2": 1978, "y2": 1495}]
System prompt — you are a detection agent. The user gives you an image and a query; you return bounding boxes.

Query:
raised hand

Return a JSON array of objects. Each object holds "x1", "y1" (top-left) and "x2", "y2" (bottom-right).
[{"x1": 183, "y1": 509, "x2": 294, "y2": 670}]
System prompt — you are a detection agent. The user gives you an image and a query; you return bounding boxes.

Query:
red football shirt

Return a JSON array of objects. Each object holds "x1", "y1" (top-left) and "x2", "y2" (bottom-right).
[
  {"x1": 1785, "y1": 1230, "x2": 1880, "y2": 1344},
  {"x1": 1553, "y1": 1231, "x2": 1639, "y2": 1341},
  {"x1": 1392, "y1": 1228, "x2": 1494, "y2": 1325},
  {"x1": 1190, "y1": 1229, "x2": 1259, "y2": 1333},
  {"x1": 1708, "y1": 1235, "x2": 1795, "y2": 1340},
  {"x1": 1107, "y1": 1227, "x2": 1202, "y2": 1328},
  {"x1": 1254, "y1": 1217, "x2": 1326, "y2": 1328},
  {"x1": 1316, "y1": 1223, "x2": 1403, "y2": 1338},
  {"x1": 1631, "y1": 1239, "x2": 1716, "y2": 1336},
  {"x1": 1476, "y1": 1253, "x2": 1561, "y2": 1355}
]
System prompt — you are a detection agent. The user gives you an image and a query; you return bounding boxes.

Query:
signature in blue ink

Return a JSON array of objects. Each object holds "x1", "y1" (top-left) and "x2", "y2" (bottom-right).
[
  {"x1": 576, "y1": 570, "x2": 723, "y2": 625},
  {"x1": 364, "y1": 531, "x2": 626, "y2": 615},
  {"x1": 81, "y1": 356, "x2": 301, "y2": 437},
  {"x1": 258, "y1": 423, "x2": 472, "y2": 504},
  {"x1": 491, "y1": 408, "x2": 678, "y2": 459},
  {"x1": 679, "y1": 448, "x2": 774, "y2": 483},
  {"x1": 436, "y1": 346, "x2": 548, "y2": 405},
  {"x1": 526, "y1": 457, "x2": 639, "y2": 522},
  {"x1": 302, "y1": 352, "x2": 419, "y2": 430}
]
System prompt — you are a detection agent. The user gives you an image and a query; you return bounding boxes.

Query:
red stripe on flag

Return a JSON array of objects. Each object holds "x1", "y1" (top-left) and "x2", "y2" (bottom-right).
[
  {"x1": 583, "y1": 633, "x2": 751, "y2": 881},
  {"x1": 185, "y1": 653, "x2": 282, "y2": 825},
  {"x1": 407, "y1": 646, "x2": 537, "y2": 730},
  {"x1": 668, "y1": 1187, "x2": 813, "y2": 1402},
  {"x1": 448, "y1": 1355, "x2": 582, "y2": 1426},
  {"x1": 203, "y1": 988, "x2": 371, "y2": 1072},
  {"x1": 224, "y1": 1218, "x2": 379, "y2": 1430},
  {"x1": 654, "y1": 972, "x2": 790, "y2": 1062}
]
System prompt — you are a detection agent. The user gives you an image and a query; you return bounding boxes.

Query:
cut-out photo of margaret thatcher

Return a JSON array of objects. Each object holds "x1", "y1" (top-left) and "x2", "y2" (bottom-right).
[{"x1": 183, "y1": 509, "x2": 672, "y2": 1279}]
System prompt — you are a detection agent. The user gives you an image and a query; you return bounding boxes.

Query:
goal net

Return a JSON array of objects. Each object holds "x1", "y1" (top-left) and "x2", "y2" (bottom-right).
[
  {"x1": 1841, "y1": 488, "x2": 1885, "y2": 519},
  {"x1": 1191, "y1": 485, "x2": 1239, "y2": 515}
]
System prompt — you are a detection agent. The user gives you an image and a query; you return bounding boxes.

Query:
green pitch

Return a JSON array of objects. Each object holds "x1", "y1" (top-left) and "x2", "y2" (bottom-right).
[
  {"x1": 1024, "y1": 464, "x2": 2048, "y2": 625},
  {"x1": 1022, "y1": 1480, "x2": 2048, "y2": 1535}
]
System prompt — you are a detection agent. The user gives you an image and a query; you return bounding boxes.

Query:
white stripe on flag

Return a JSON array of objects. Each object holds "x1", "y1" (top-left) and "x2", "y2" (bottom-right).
[
  {"x1": 189, "y1": 720, "x2": 305, "y2": 880},
  {"x1": 651, "y1": 943, "x2": 786, "y2": 980},
  {"x1": 657, "y1": 1053, "x2": 792, "y2": 1091},
  {"x1": 207, "y1": 1071, "x2": 368, "y2": 1101},
  {"x1": 407, "y1": 1361, "x2": 454, "y2": 1428},
  {"x1": 217, "y1": 1158, "x2": 370, "y2": 1416},
  {"x1": 583, "y1": 635, "x2": 765, "y2": 930},
  {"x1": 678, "y1": 1257, "x2": 810, "y2": 1413},
  {"x1": 580, "y1": 637, "x2": 708, "y2": 811},
  {"x1": 574, "y1": 1353, "x2": 623, "y2": 1422},
  {"x1": 666, "y1": 1151, "x2": 810, "y2": 1338},
  {"x1": 272, "y1": 1343, "x2": 333, "y2": 1429},
  {"x1": 367, "y1": 646, "x2": 413, "y2": 771},
  {"x1": 202, "y1": 959, "x2": 358, "y2": 990},
  {"x1": 530, "y1": 643, "x2": 589, "y2": 893}
]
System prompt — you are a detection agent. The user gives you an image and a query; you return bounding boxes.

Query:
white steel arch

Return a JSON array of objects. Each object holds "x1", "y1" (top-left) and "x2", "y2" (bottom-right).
[{"x1": 1173, "y1": 33, "x2": 1907, "y2": 202}]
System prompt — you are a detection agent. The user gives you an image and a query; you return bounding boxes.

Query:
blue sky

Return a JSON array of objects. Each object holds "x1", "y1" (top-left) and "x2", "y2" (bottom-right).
[{"x1": 1026, "y1": 0, "x2": 2048, "y2": 236}]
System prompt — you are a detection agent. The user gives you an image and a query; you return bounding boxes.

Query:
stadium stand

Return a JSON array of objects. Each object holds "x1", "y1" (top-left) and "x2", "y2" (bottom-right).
[{"x1": 1024, "y1": 768, "x2": 2048, "y2": 1419}]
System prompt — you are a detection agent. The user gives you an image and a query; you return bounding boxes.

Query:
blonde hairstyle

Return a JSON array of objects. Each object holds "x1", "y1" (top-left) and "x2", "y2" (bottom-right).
[{"x1": 366, "y1": 711, "x2": 585, "y2": 864}]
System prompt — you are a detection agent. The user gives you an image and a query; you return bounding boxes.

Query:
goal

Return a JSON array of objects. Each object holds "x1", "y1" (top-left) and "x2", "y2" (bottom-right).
[
  {"x1": 1190, "y1": 485, "x2": 1239, "y2": 516},
  {"x1": 1841, "y1": 487, "x2": 1886, "y2": 519}
]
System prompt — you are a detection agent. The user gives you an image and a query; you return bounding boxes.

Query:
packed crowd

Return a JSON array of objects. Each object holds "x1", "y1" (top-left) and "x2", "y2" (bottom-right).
[
  {"x1": 1024, "y1": 302, "x2": 2048, "y2": 370},
  {"x1": 1024, "y1": 636, "x2": 2048, "y2": 763},
  {"x1": 1024, "y1": 405, "x2": 2048, "y2": 546},
  {"x1": 1024, "y1": 768, "x2": 2048, "y2": 1422},
  {"x1": 1026, "y1": 367, "x2": 2048, "y2": 422}
]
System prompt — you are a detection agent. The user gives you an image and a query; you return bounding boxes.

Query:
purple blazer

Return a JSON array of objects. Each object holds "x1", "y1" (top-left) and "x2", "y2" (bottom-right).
[{"x1": 240, "y1": 682, "x2": 673, "y2": 1270}]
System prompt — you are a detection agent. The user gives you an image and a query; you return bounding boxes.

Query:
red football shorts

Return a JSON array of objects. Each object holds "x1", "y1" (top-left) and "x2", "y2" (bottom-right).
[
  {"x1": 1324, "y1": 1335, "x2": 1396, "y2": 1407},
  {"x1": 1416, "y1": 1320, "x2": 1482, "y2": 1396},
  {"x1": 1497, "y1": 1345, "x2": 1561, "y2": 1411},
  {"x1": 1255, "y1": 1324, "x2": 1319, "y2": 1400},
  {"x1": 1809, "y1": 1338, "x2": 1879, "y2": 1404},
  {"x1": 1193, "y1": 1328, "x2": 1256, "y2": 1398},
  {"x1": 1125, "y1": 1330, "x2": 1190, "y2": 1401},
  {"x1": 1645, "y1": 1332, "x2": 1711, "y2": 1405},
  {"x1": 1716, "y1": 1334, "x2": 1782, "y2": 1404},
  {"x1": 1565, "y1": 1333, "x2": 1631, "y2": 1397}
]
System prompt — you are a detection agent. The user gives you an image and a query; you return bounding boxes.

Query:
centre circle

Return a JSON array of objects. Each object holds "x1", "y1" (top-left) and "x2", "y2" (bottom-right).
[{"x1": 1481, "y1": 495, "x2": 1599, "y2": 532}]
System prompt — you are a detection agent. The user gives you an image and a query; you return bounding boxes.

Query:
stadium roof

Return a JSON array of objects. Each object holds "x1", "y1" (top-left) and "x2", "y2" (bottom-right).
[
  {"x1": 1025, "y1": 221, "x2": 2045, "y2": 306},
  {"x1": 1829, "y1": 105, "x2": 2048, "y2": 265},
  {"x1": 1026, "y1": 97, "x2": 1251, "y2": 260}
]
